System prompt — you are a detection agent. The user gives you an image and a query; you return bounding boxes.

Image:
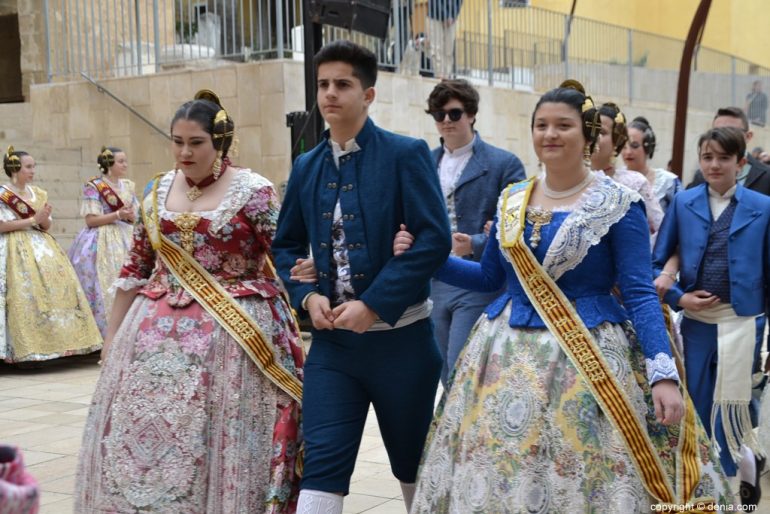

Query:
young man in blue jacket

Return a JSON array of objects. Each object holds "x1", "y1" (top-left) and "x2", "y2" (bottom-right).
[
  {"x1": 272, "y1": 40, "x2": 451, "y2": 513},
  {"x1": 653, "y1": 126, "x2": 770, "y2": 507}
]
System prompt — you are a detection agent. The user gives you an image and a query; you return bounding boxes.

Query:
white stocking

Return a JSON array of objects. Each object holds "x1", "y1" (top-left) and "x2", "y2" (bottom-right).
[
  {"x1": 296, "y1": 489, "x2": 343, "y2": 514},
  {"x1": 400, "y1": 481, "x2": 416, "y2": 513},
  {"x1": 739, "y1": 445, "x2": 757, "y2": 485}
]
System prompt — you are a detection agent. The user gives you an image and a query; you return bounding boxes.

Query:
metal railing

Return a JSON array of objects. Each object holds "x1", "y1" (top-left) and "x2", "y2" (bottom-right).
[{"x1": 44, "y1": 0, "x2": 770, "y2": 117}]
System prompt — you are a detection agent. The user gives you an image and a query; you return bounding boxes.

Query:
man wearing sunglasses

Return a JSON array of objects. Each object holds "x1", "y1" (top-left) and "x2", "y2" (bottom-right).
[{"x1": 425, "y1": 79, "x2": 525, "y2": 386}]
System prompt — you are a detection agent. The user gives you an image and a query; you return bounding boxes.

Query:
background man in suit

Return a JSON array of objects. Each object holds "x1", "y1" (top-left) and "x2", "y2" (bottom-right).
[
  {"x1": 688, "y1": 107, "x2": 770, "y2": 196},
  {"x1": 425, "y1": 79, "x2": 525, "y2": 385}
]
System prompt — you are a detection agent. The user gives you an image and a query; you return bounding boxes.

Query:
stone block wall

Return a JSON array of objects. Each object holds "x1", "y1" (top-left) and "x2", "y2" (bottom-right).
[{"x1": 10, "y1": 59, "x2": 770, "y2": 251}]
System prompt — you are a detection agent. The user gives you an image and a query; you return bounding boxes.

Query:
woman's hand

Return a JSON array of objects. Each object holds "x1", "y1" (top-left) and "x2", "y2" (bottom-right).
[
  {"x1": 393, "y1": 224, "x2": 414, "y2": 256},
  {"x1": 654, "y1": 273, "x2": 675, "y2": 298},
  {"x1": 33, "y1": 204, "x2": 51, "y2": 226},
  {"x1": 452, "y1": 232, "x2": 472, "y2": 257},
  {"x1": 651, "y1": 379, "x2": 684, "y2": 425},
  {"x1": 290, "y1": 258, "x2": 318, "y2": 283},
  {"x1": 118, "y1": 206, "x2": 136, "y2": 223}
]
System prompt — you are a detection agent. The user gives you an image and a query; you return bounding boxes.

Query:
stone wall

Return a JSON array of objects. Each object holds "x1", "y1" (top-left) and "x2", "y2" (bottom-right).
[{"x1": 18, "y1": 59, "x2": 770, "y2": 251}]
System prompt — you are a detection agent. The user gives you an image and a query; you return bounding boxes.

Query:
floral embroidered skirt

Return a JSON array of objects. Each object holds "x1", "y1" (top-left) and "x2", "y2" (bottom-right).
[
  {"x1": 68, "y1": 222, "x2": 133, "y2": 337},
  {"x1": 411, "y1": 303, "x2": 732, "y2": 513},
  {"x1": 76, "y1": 293, "x2": 303, "y2": 513}
]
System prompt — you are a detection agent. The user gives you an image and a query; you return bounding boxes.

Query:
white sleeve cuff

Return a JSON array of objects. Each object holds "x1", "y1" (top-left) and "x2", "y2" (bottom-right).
[{"x1": 646, "y1": 352, "x2": 680, "y2": 384}]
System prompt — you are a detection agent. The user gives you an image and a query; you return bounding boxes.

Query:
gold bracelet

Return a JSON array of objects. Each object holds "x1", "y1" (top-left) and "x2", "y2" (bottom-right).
[{"x1": 659, "y1": 270, "x2": 677, "y2": 281}]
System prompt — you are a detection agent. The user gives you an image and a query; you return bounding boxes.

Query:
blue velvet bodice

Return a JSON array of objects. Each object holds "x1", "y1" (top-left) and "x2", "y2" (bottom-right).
[{"x1": 436, "y1": 200, "x2": 674, "y2": 375}]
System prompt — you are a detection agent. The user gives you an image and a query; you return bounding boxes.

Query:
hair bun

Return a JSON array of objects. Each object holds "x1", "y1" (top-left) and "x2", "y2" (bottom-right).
[
  {"x1": 194, "y1": 89, "x2": 224, "y2": 109},
  {"x1": 4, "y1": 145, "x2": 21, "y2": 174},
  {"x1": 559, "y1": 79, "x2": 586, "y2": 95},
  {"x1": 632, "y1": 116, "x2": 651, "y2": 127}
]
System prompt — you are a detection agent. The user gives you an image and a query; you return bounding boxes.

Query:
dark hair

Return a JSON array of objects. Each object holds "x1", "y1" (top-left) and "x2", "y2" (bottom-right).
[
  {"x1": 171, "y1": 94, "x2": 235, "y2": 157},
  {"x1": 3, "y1": 148, "x2": 29, "y2": 178},
  {"x1": 97, "y1": 146, "x2": 123, "y2": 174},
  {"x1": 598, "y1": 102, "x2": 628, "y2": 156},
  {"x1": 697, "y1": 127, "x2": 746, "y2": 160},
  {"x1": 714, "y1": 106, "x2": 749, "y2": 132},
  {"x1": 627, "y1": 116, "x2": 656, "y2": 158},
  {"x1": 313, "y1": 40, "x2": 378, "y2": 89},
  {"x1": 531, "y1": 80, "x2": 601, "y2": 153},
  {"x1": 426, "y1": 79, "x2": 480, "y2": 123}
]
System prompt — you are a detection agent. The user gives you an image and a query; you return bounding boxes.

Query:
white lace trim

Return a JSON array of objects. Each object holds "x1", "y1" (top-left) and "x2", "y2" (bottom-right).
[
  {"x1": 155, "y1": 169, "x2": 273, "y2": 235},
  {"x1": 542, "y1": 175, "x2": 641, "y2": 281},
  {"x1": 111, "y1": 277, "x2": 149, "y2": 293},
  {"x1": 645, "y1": 352, "x2": 679, "y2": 384}
]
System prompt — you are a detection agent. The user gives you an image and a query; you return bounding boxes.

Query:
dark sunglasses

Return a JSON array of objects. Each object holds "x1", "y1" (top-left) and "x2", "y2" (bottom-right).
[{"x1": 429, "y1": 108, "x2": 464, "y2": 122}]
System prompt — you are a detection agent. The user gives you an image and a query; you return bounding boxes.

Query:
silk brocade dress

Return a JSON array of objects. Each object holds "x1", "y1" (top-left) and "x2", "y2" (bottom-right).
[
  {"x1": 68, "y1": 178, "x2": 138, "y2": 336},
  {"x1": 0, "y1": 184, "x2": 102, "y2": 363},
  {"x1": 75, "y1": 170, "x2": 304, "y2": 513},
  {"x1": 411, "y1": 175, "x2": 731, "y2": 513}
]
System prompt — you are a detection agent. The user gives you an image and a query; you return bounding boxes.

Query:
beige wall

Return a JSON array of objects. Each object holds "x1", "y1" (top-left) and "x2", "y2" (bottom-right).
[{"x1": 22, "y1": 59, "x2": 770, "y2": 249}]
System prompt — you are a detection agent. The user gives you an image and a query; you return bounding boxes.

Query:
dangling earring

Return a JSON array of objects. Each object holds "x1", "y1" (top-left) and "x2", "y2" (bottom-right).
[
  {"x1": 11, "y1": 174, "x2": 18, "y2": 186},
  {"x1": 212, "y1": 151, "x2": 223, "y2": 180},
  {"x1": 537, "y1": 160, "x2": 543, "y2": 173},
  {"x1": 610, "y1": 154, "x2": 616, "y2": 166},
  {"x1": 583, "y1": 145, "x2": 592, "y2": 165}
]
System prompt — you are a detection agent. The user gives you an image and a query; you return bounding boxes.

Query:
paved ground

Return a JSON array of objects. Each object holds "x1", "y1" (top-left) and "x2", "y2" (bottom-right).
[
  {"x1": 0, "y1": 354, "x2": 407, "y2": 514},
  {"x1": 1, "y1": 354, "x2": 770, "y2": 513}
]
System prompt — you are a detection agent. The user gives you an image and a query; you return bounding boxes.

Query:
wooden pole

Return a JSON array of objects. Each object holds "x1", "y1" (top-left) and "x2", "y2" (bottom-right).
[{"x1": 671, "y1": 0, "x2": 712, "y2": 178}]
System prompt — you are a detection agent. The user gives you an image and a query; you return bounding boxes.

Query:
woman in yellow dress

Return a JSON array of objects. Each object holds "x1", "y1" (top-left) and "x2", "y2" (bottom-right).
[
  {"x1": 69, "y1": 147, "x2": 138, "y2": 336},
  {"x1": 0, "y1": 146, "x2": 102, "y2": 363}
]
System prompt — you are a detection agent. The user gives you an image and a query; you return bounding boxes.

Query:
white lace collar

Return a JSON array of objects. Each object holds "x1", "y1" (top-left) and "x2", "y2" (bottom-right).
[
  {"x1": 156, "y1": 168, "x2": 272, "y2": 235},
  {"x1": 541, "y1": 175, "x2": 641, "y2": 280},
  {"x1": 496, "y1": 175, "x2": 641, "y2": 281}
]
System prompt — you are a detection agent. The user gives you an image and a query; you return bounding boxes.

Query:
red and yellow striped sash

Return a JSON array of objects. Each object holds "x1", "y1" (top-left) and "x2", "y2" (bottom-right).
[
  {"x1": 0, "y1": 187, "x2": 35, "y2": 219},
  {"x1": 499, "y1": 179, "x2": 712, "y2": 510},
  {"x1": 89, "y1": 176, "x2": 125, "y2": 212},
  {"x1": 142, "y1": 176, "x2": 303, "y2": 403}
]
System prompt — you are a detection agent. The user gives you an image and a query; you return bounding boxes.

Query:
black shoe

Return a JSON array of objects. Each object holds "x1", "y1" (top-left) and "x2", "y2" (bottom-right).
[{"x1": 739, "y1": 480, "x2": 760, "y2": 506}]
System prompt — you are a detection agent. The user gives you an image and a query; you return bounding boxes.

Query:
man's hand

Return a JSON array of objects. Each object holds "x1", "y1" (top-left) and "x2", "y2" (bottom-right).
[
  {"x1": 452, "y1": 232, "x2": 472, "y2": 257},
  {"x1": 290, "y1": 258, "x2": 318, "y2": 283},
  {"x1": 307, "y1": 293, "x2": 335, "y2": 330},
  {"x1": 651, "y1": 379, "x2": 684, "y2": 425},
  {"x1": 332, "y1": 300, "x2": 378, "y2": 333},
  {"x1": 483, "y1": 220, "x2": 493, "y2": 236},
  {"x1": 678, "y1": 290, "x2": 719, "y2": 312}
]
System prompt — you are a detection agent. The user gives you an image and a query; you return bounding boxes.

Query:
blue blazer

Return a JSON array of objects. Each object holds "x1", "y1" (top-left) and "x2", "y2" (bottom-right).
[
  {"x1": 652, "y1": 183, "x2": 770, "y2": 316},
  {"x1": 272, "y1": 118, "x2": 452, "y2": 326},
  {"x1": 432, "y1": 133, "x2": 525, "y2": 261}
]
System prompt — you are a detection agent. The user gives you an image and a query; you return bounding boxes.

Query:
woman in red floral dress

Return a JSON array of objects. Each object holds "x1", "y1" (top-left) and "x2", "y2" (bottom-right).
[{"x1": 75, "y1": 90, "x2": 304, "y2": 513}]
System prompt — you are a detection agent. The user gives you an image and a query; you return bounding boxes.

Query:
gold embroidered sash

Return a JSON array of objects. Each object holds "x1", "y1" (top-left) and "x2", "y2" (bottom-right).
[
  {"x1": 142, "y1": 176, "x2": 303, "y2": 403},
  {"x1": 89, "y1": 176, "x2": 125, "y2": 212},
  {"x1": 499, "y1": 178, "x2": 712, "y2": 511},
  {"x1": 0, "y1": 186, "x2": 35, "y2": 220}
]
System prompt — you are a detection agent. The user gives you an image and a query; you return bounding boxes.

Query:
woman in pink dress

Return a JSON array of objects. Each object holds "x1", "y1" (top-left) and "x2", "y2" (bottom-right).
[{"x1": 76, "y1": 90, "x2": 304, "y2": 513}]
